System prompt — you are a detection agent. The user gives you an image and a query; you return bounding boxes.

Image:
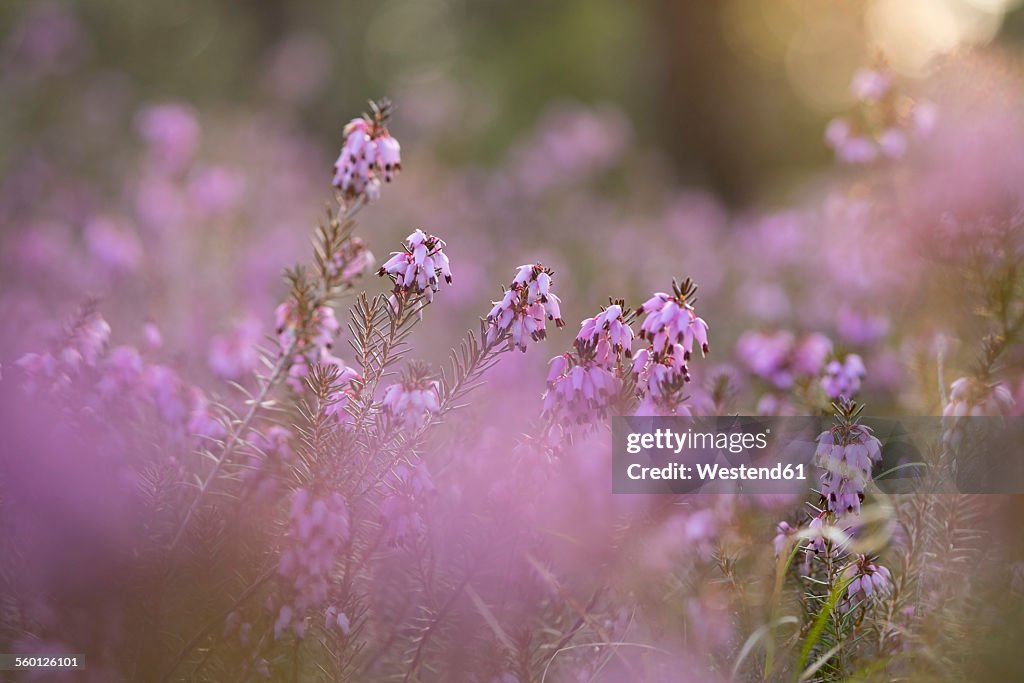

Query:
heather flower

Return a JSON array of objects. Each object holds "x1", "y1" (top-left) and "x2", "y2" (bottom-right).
[
  {"x1": 773, "y1": 520, "x2": 796, "y2": 557},
  {"x1": 380, "y1": 461, "x2": 435, "y2": 546},
  {"x1": 575, "y1": 301, "x2": 634, "y2": 363},
  {"x1": 541, "y1": 350, "x2": 619, "y2": 424},
  {"x1": 942, "y1": 377, "x2": 1015, "y2": 451},
  {"x1": 208, "y1": 317, "x2": 263, "y2": 380},
  {"x1": 736, "y1": 330, "x2": 796, "y2": 389},
  {"x1": 486, "y1": 263, "x2": 565, "y2": 352},
  {"x1": 327, "y1": 236, "x2": 375, "y2": 285},
  {"x1": 632, "y1": 343, "x2": 693, "y2": 416},
  {"x1": 805, "y1": 514, "x2": 827, "y2": 555},
  {"x1": 275, "y1": 488, "x2": 351, "y2": 637},
  {"x1": 97, "y1": 345, "x2": 143, "y2": 396},
  {"x1": 188, "y1": 388, "x2": 225, "y2": 440},
  {"x1": 637, "y1": 278, "x2": 709, "y2": 361},
  {"x1": 840, "y1": 556, "x2": 892, "y2": 610},
  {"x1": 84, "y1": 216, "x2": 142, "y2": 273},
  {"x1": 134, "y1": 102, "x2": 199, "y2": 173},
  {"x1": 381, "y1": 363, "x2": 441, "y2": 431},
  {"x1": 825, "y1": 65, "x2": 936, "y2": 164},
  {"x1": 816, "y1": 421, "x2": 882, "y2": 515},
  {"x1": 144, "y1": 364, "x2": 188, "y2": 426},
  {"x1": 275, "y1": 300, "x2": 343, "y2": 392},
  {"x1": 378, "y1": 228, "x2": 452, "y2": 303},
  {"x1": 821, "y1": 354, "x2": 866, "y2": 400},
  {"x1": 943, "y1": 377, "x2": 1014, "y2": 418},
  {"x1": 332, "y1": 99, "x2": 401, "y2": 202}
]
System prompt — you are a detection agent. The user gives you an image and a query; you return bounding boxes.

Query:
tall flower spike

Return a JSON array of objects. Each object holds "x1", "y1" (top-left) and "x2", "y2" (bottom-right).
[
  {"x1": 637, "y1": 278, "x2": 709, "y2": 361},
  {"x1": 378, "y1": 228, "x2": 452, "y2": 304},
  {"x1": 816, "y1": 399, "x2": 882, "y2": 515},
  {"x1": 487, "y1": 263, "x2": 565, "y2": 352},
  {"x1": 332, "y1": 98, "x2": 401, "y2": 202}
]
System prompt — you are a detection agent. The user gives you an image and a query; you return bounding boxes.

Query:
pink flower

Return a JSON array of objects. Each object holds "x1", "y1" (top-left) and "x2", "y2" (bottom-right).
[
  {"x1": 821, "y1": 354, "x2": 866, "y2": 400},
  {"x1": 208, "y1": 317, "x2": 263, "y2": 380},
  {"x1": 841, "y1": 556, "x2": 892, "y2": 611},
  {"x1": 486, "y1": 264, "x2": 564, "y2": 352},
  {"x1": 575, "y1": 301, "x2": 634, "y2": 363},
  {"x1": 134, "y1": 103, "x2": 199, "y2": 173},
  {"x1": 332, "y1": 100, "x2": 401, "y2": 202},
  {"x1": 850, "y1": 68, "x2": 892, "y2": 102},
  {"x1": 378, "y1": 228, "x2": 452, "y2": 303},
  {"x1": 816, "y1": 423, "x2": 882, "y2": 514},
  {"x1": 381, "y1": 363, "x2": 441, "y2": 431},
  {"x1": 541, "y1": 352, "x2": 619, "y2": 425},
  {"x1": 637, "y1": 278, "x2": 709, "y2": 361}
]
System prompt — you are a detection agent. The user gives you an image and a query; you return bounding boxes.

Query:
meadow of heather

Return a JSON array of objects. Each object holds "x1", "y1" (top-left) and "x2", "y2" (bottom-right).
[{"x1": 3, "y1": 2, "x2": 1024, "y2": 681}]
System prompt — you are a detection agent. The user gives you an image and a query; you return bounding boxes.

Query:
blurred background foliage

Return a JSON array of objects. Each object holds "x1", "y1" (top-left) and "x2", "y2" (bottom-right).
[{"x1": 4, "y1": 0, "x2": 1024, "y2": 206}]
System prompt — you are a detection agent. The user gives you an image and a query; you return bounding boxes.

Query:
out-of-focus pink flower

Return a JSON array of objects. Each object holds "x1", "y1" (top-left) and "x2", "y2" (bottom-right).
[
  {"x1": 134, "y1": 103, "x2": 200, "y2": 174},
  {"x1": 263, "y1": 32, "x2": 331, "y2": 104},
  {"x1": 209, "y1": 316, "x2": 263, "y2": 380},
  {"x1": 542, "y1": 353, "x2": 619, "y2": 424},
  {"x1": 381, "y1": 368, "x2": 441, "y2": 431},
  {"x1": 821, "y1": 354, "x2": 866, "y2": 400},
  {"x1": 275, "y1": 487, "x2": 350, "y2": 638},
  {"x1": 187, "y1": 165, "x2": 246, "y2": 217},
  {"x1": 850, "y1": 68, "x2": 892, "y2": 102},
  {"x1": 84, "y1": 216, "x2": 142, "y2": 273}
]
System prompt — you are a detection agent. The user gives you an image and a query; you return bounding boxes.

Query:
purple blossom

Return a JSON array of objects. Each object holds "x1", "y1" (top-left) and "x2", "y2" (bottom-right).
[
  {"x1": 332, "y1": 103, "x2": 401, "y2": 202},
  {"x1": 841, "y1": 556, "x2": 892, "y2": 610},
  {"x1": 821, "y1": 354, "x2": 866, "y2": 400},
  {"x1": 381, "y1": 365, "x2": 441, "y2": 431},
  {"x1": 134, "y1": 103, "x2": 200, "y2": 173},
  {"x1": 378, "y1": 229, "x2": 452, "y2": 303},
  {"x1": 275, "y1": 488, "x2": 351, "y2": 638},
  {"x1": 541, "y1": 352, "x2": 619, "y2": 424},
  {"x1": 816, "y1": 423, "x2": 882, "y2": 515},
  {"x1": 637, "y1": 279, "x2": 709, "y2": 362},
  {"x1": 486, "y1": 264, "x2": 564, "y2": 352}
]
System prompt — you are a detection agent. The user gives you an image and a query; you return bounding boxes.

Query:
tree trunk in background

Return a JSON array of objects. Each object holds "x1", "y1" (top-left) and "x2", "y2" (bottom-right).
[{"x1": 649, "y1": 0, "x2": 757, "y2": 206}]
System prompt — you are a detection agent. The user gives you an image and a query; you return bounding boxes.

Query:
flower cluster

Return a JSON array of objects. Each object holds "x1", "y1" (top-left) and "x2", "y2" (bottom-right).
[
  {"x1": 825, "y1": 65, "x2": 936, "y2": 164},
  {"x1": 378, "y1": 228, "x2": 453, "y2": 304},
  {"x1": 16, "y1": 310, "x2": 111, "y2": 391},
  {"x1": 942, "y1": 376, "x2": 1015, "y2": 450},
  {"x1": 575, "y1": 302, "x2": 634, "y2": 361},
  {"x1": 629, "y1": 279, "x2": 711, "y2": 415},
  {"x1": 275, "y1": 488, "x2": 351, "y2": 640},
  {"x1": 332, "y1": 99, "x2": 401, "y2": 202},
  {"x1": 327, "y1": 236, "x2": 375, "y2": 285},
  {"x1": 486, "y1": 264, "x2": 565, "y2": 352},
  {"x1": 840, "y1": 556, "x2": 892, "y2": 611},
  {"x1": 275, "y1": 300, "x2": 350, "y2": 392},
  {"x1": 541, "y1": 350, "x2": 619, "y2": 424},
  {"x1": 381, "y1": 362, "x2": 441, "y2": 431},
  {"x1": 820, "y1": 353, "x2": 866, "y2": 400},
  {"x1": 943, "y1": 376, "x2": 1014, "y2": 419},
  {"x1": 816, "y1": 417, "x2": 882, "y2": 515},
  {"x1": 541, "y1": 301, "x2": 635, "y2": 424},
  {"x1": 379, "y1": 461, "x2": 436, "y2": 547},
  {"x1": 736, "y1": 330, "x2": 832, "y2": 390},
  {"x1": 637, "y1": 278, "x2": 709, "y2": 361}
]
